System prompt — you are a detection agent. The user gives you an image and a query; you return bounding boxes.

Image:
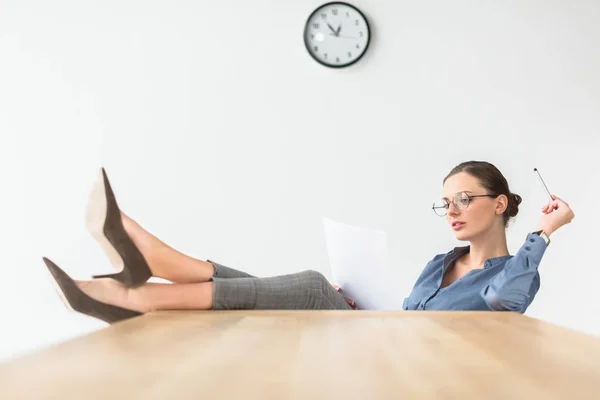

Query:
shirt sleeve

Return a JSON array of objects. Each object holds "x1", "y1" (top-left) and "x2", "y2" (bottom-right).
[{"x1": 480, "y1": 233, "x2": 548, "y2": 313}]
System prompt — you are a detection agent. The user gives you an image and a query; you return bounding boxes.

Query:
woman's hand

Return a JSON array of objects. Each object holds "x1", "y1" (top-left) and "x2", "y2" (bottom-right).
[
  {"x1": 537, "y1": 194, "x2": 575, "y2": 237},
  {"x1": 332, "y1": 284, "x2": 358, "y2": 310}
]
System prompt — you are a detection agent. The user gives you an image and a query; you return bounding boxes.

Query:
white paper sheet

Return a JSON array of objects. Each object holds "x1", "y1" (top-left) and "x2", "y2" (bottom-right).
[{"x1": 323, "y1": 217, "x2": 404, "y2": 310}]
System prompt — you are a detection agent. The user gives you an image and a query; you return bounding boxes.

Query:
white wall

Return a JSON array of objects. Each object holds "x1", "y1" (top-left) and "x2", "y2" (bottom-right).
[{"x1": 1, "y1": 0, "x2": 598, "y2": 363}]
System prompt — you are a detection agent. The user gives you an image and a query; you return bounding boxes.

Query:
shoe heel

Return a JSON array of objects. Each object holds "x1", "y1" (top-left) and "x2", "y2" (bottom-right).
[{"x1": 91, "y1": 270, "x2": 143, "y2": 288}]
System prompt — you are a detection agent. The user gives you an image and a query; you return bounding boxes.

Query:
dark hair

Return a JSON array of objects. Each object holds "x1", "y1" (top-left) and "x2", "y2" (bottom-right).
[{"x1": 443, "y1": 161, "x2": 522, "y2": 227}]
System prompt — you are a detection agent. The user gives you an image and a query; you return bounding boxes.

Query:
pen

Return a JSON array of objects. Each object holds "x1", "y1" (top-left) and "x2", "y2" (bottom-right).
[{"x1": 533, "y1": 168, "x2": 553, "y2": 202}]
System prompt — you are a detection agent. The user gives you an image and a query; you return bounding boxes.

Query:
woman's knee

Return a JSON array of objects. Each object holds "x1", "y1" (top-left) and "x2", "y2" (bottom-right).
[{"x1": 298, "y1": 269, "x2": 330, "y2": 290}]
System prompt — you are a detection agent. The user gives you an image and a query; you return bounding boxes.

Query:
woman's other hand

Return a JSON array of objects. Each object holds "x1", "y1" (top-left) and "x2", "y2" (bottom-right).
[
  {"x1": 332, "y1": 284, "x2": 358, "y2": 310},
  {"x1": 537, "y1": 194, "x2": 575, "y2": 237}
]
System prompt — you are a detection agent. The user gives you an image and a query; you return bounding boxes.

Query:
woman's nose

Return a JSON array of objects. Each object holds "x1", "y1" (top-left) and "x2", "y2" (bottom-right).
[{"x1": 447, "y1": 202, "x2": 461, "y2": 215}]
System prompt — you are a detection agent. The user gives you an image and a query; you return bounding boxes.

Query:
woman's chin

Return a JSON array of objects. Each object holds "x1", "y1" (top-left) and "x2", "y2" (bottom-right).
[{"x1": 453, "y1": 230, "x2": 471, "y2": 242}]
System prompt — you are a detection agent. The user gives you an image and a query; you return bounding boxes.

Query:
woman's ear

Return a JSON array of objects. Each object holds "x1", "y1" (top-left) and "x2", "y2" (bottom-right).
[{"x1": 495, "y1": 194, "x2": 508, "y2": 215}]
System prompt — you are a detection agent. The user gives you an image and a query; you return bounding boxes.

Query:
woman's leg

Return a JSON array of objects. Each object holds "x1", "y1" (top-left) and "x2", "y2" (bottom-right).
[
  {"x1": 76, "y1": 270, "x2": 352, "y2": 313},
  {"x1": 121, "y1": 213, "x2": 255, "y2": 283},
  {"x1": 75, "y1": 279, "x2": 214, "y2": 312}
]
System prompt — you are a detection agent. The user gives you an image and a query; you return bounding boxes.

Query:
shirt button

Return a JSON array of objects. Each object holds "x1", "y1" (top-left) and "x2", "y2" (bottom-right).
[
  {"x1": 525, "y1": 246, "x2": 531, "y2": 251},
  {"x1": 530, "y1": 238, "x2": 535, "y2": 243}
]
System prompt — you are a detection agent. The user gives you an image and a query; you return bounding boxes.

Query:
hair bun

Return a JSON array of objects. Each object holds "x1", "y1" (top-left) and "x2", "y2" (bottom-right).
[
  {"x1": 508, "y1": 193, "x2": 522, "y2": 217},
  {"x1": 512, "y1": 193, "x2": 522, "y2": 205}
]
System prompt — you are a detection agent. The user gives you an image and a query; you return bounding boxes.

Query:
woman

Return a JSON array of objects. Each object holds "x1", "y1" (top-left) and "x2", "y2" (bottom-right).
[{"x1": 44, "y1": 161, "x2": 575, "y2": 324}]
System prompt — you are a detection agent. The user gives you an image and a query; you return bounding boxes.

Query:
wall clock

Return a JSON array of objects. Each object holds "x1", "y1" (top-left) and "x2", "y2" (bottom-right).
[{"x1": 303, "y1": 2, "x2": 371, "y2": 68}]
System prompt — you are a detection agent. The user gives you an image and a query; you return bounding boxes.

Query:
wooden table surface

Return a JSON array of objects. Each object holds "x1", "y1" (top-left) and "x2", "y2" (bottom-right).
[{"x1": 1, "y1": 311, "x2": 600, "y2": 399}]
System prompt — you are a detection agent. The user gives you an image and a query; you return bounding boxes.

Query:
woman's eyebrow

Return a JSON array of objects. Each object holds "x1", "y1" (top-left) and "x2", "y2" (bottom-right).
[{"x1": 441, "y1": 190, "x2": 474, "y2": 200}]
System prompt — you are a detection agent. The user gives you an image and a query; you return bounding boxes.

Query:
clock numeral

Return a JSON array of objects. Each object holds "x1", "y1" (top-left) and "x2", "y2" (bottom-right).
[
  {"x1": 313, "y1": 46, "x2": 319, "y2": 52},
  {"x1": 320, "y1": 13, "x2": 327, "y2": 19},
  {"x1": 355, "y1": 19, "x2": 359, "y2": 26},
  {"x1": 313, "y1": 23, "x2": 320, "y2": 29},
  {"x1": 323, "y1": 53, "x2": 328, "y2": 59},
  {"x1": 347, "y1": 52, "x2": 352, "y2": 58},
  {"x1": 346, "y1": 12, "x2": 350, "y2": 17},
  {"x1": 356, "y1": 44, "x2": 360, "y2": 49},
  {"x1": 359, "y1": 31, "x2": 364, "y2": 37},
  {"x1": 332, "y1": 9, "x2": 338, "y2": 16},
  {"x1": 310, "y1": 34, "x2": 314, "y2": 39},
  {"x1": 336, "y1": 57, "x2": 340, "y2": 63}
]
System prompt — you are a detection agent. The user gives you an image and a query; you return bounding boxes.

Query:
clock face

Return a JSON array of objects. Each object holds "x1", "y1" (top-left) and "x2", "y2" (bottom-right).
[{"x1": 303, "y1": 2, "x2": 371, "y2": 68}]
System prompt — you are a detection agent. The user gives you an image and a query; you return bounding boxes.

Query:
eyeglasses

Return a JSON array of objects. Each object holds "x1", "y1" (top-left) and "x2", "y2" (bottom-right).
[{"x1": 432, "y1": 191, "x2": 497, "y2": 216}]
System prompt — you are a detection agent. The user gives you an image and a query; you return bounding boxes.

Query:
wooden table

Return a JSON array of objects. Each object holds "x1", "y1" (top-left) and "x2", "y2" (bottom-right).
[{"x1": 1, "y1": 311, "x2": 600, "y2": 399}]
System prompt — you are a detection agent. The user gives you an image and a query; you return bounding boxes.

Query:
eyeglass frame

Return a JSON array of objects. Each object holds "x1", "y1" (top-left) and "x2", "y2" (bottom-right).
[{"x1": 432, "y1": 191, "x2": 498, "y2": 216}]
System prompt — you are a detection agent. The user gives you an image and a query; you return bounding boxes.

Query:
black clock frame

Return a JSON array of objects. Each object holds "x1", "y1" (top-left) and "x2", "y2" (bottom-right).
[{"x1": 303, "y1": 1, "x2": 371, "y2": 69}]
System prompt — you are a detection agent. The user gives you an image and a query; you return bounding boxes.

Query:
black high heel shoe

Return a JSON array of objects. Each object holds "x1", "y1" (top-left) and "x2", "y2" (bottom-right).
[
  {"x1": 86, "y1": 167, "x2": 152, "y2": 287},
  {"x1": 43, "y1": 257, "x2": 142, "y2": 325}
]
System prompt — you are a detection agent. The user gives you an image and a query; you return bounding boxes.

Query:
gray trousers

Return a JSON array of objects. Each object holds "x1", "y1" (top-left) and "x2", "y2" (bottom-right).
[{"x1": 207, "y1": 260, "x2": 353, "y2": 311}]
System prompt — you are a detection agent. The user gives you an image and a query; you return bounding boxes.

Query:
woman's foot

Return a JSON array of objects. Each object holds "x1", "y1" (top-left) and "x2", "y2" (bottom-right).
[
  {"x1": 43, "y1": 257, "x2": 143, "y2": 324},
  {"x1": 86, "y1": 168, "x2": 152, "y2": 287}
]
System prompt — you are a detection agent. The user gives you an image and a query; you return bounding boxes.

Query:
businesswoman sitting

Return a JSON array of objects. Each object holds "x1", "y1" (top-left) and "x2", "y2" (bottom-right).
[{"x1": 43, "y1": 160, "x2": 574, "y2": 323}]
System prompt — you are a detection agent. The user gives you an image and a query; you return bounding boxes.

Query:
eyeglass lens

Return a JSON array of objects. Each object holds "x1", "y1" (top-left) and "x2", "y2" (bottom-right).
[{"x1": 433, "y1": 192, "x2": 471, "y2": 216}]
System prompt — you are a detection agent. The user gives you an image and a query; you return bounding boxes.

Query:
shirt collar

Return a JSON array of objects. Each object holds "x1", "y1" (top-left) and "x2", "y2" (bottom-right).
[{"x1": 446, "y1": 245, "x2": 512, "y2": 269}]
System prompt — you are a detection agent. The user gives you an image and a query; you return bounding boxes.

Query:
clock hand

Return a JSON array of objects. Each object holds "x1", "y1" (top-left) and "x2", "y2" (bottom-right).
[
  {"x1": 329, "y1": 34, "x2": 356, "y2": 39},
  {"x1": 327, "y1": 23, "x2": 337, "y2": 35},
  {"x1": 336, "y1": 25, "x2": 341, "y2": 35}
]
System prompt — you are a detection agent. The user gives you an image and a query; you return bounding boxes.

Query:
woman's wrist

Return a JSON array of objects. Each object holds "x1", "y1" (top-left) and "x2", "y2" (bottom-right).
[{"x1": 536, "y1": 224, "x2": 555, "y2": 237}]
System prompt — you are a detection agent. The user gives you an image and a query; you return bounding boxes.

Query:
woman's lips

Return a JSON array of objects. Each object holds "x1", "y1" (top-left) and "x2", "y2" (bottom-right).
[{"x1": 452, "y1": 222, "x2": 466, "y2": 231}]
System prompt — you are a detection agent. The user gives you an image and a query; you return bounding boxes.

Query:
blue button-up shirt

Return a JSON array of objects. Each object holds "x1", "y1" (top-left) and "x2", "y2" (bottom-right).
[{"x1": 402, "y1": 233, "x2": 548, "y2": 313}]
